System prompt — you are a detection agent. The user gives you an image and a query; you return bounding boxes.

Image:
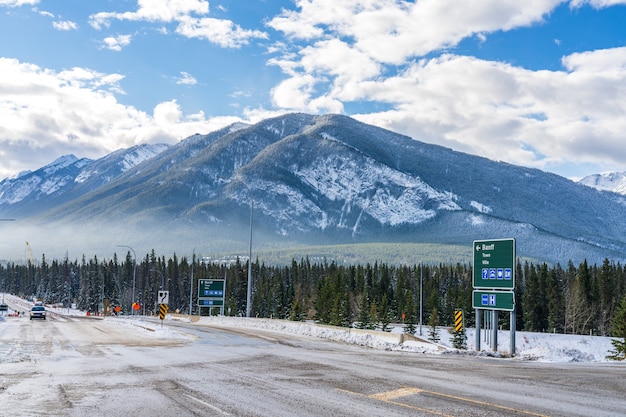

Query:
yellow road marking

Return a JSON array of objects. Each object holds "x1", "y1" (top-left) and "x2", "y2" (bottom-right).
[
  {"x1": 337, "y1": 388, "x2": 454, "y2": 417},
  {"x1": 369, "y1": 387, "x2": 424, "y2": 401},
  {"x1": 338, "y1": 386, "x2": 551, "y2": 417}
]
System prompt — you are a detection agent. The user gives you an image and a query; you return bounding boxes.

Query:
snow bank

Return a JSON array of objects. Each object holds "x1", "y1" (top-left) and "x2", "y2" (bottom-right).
[{"x1": 181, "y1": 316, "x2": 621, "y2": 363}]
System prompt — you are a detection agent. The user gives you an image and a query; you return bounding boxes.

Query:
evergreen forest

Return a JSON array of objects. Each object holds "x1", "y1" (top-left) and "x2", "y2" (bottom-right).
[{"x1": 1, "y1": 251, "x2": 625, "y2": 338}]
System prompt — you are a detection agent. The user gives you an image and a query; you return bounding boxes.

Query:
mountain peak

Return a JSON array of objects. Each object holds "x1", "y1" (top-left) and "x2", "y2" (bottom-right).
[
  {"x1": 579, "y1": 171, "x2": 626, "y2": 195},
  {"x1": 44, "y1": 154, "x2": 79, "y2": 175}
]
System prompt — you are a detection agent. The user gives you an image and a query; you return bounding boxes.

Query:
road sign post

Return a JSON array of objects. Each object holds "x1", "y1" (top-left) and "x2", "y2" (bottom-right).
[
  {"x1": 198, "y1": 279, "x2": 225, "y2": 316},
  {"x1": 472, "y1": 238, "x2": 516, "y2": 355}
]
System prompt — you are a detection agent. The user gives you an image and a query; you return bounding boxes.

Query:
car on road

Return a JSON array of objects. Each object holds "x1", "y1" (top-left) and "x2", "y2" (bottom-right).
[{"x1": 30, "y1": 305, "x2": 46, "y2": 320}]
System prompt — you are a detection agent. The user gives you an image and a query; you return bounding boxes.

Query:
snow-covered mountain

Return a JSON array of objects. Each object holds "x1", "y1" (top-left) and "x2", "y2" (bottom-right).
[
  {"x1": 579, "y1": 171, "x2": 626, "y2": 195},
  {"x1": 2, "y1": 113, "x2": 626, "y2": 264},
  {"x1": 0, "y1": 143, "x2": 169, "y2": 217}
]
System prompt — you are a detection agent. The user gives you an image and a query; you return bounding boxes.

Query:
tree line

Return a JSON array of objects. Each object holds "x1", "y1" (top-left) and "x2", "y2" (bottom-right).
[{"x1": 1, "y1": 252, "x2": 625, "y2": 338}]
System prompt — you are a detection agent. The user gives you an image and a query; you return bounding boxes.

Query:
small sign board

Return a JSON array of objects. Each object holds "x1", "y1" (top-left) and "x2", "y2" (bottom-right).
[
  {"x1": 473, "y1": 238, "x2": 515, "y2": 290},
  {"x1": 158, "y1": 290, "x2": 169, "y2": 305},
  {"x1": 472, "y1": 290, "x2": 515, "y2": 311},
  {"x1": 199, "y1": 299, "x2": 224, "y2": 306}
]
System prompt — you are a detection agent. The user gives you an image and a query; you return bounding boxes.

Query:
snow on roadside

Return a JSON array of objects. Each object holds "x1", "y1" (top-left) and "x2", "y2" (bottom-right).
[
  {"x1": 191, "y1": 315, "x2": 442, "y2": 353},
  {"x1": 178, "y1": 316, "x2": 621, "y2": 363}
]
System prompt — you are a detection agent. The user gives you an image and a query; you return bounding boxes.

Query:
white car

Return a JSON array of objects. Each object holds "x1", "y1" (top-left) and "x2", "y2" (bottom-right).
[{"x1": 30, "y1": 306, "x2": 46, "y2": 320}]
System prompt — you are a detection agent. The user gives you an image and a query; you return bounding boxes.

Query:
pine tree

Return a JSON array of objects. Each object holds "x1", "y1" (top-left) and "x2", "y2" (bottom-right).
[
  {"x1": 428, "y1": 307, "x2": 440, "y2": 343},
  {"x1": 289, "y1": 283, "x2": 305, "y2": 321},
  {"x1": 356, "y1": 291, "x2": 370, "y2": 329},
  {"x1": 402, "y1": 289, "x2": 416, "y2": 335},
  {"x1": 450, "y1": 328, "x2": 467, "y2": 350},
  {"x1": 607, "y1": 295, "x2": 626, "y2": 360},
  {"x1": 379, "y1": 293, "x2": 392, "y2": 332},
  {"x1": 368, "y1": 300, "x2": 379, "y2": 330}
]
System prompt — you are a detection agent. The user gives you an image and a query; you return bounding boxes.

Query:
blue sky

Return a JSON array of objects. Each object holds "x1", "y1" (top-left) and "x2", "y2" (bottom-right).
[{"x1": 1, "y1": 0, "x2": 626, "y2": 181}]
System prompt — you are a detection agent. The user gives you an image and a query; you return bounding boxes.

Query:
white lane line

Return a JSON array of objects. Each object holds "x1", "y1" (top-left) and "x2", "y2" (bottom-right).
[{"x1": 184, "y1": 393, "x2": 231, "y2": 415}]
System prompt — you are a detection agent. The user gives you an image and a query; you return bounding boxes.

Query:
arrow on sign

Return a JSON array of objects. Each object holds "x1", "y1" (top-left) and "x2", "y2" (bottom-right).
[{"x1": 158, "y1": 291, "x2": 169, "y2": 305}]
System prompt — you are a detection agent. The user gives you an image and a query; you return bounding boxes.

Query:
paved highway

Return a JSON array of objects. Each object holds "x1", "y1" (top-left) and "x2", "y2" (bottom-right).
[{"x1": 0, "y1": 311, "x2": 624, "y2": 416}]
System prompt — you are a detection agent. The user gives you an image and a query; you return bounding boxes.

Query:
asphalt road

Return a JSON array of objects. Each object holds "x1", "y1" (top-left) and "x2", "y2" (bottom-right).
[{"x1": 0, "y1": 312, "x2": 624, "y2": 417}]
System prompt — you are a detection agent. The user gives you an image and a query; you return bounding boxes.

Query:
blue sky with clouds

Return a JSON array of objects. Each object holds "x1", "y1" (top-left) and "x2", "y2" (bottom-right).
[{"x1": 1, "y1": 0, "x2": 625, "y2": 181}]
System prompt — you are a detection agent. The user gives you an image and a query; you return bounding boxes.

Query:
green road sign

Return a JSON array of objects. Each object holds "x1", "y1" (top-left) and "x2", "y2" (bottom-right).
[
  {"x1": 473, "y1": 238, "x2": 515, "y2": 290},
  {"x1": 199, "y1": 299, "x2": 224, "y2": 306},
  {"x1": 198, "y1": 279, "x2": 225, "y2": 307},
  {"x1": 472, "y1": 290, "x2": 515, "y2": 311},
  {"x1": 198, "y1": 279, "x2": 224, "y2": 297}
]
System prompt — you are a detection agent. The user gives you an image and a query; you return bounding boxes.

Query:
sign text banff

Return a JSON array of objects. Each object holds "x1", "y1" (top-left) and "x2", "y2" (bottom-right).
[{"x1": 473, "y1": 238, "x2": 515, "y2": 290}]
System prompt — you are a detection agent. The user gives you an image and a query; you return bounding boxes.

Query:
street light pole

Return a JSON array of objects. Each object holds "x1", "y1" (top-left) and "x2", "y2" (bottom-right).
[
  {"x1": 224, "y1": 177, "x2": 253, "y2": 318},
  {"x1": 189, "y1": 248, "x2": 195, "y2": 315},
  {"x1": 240, "y1": 183, "x2": 253, "y2": 318},
  {"x1": 117, "y1": 245, "x2": 136, "y2": 316},
  {"x1": 419, "y1": 264, "x2": 423, "y2": 336}
]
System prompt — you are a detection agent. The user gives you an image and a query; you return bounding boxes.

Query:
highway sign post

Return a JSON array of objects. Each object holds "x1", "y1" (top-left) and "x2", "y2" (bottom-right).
[
  {"x1": 472, "y1": 238, "x2": 516, "y2": 355},
  {"x1": 198, "y1": 279, "x2": 225, "y2": 315}
]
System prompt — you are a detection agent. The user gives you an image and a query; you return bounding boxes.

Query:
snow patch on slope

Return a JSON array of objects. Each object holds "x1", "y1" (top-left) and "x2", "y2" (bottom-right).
[
  {"x1": 121, "y1": 144, "x2": 169, "y2": 171},
  {"x1": 294, "y1": 154, "x2": 460, "y2": 226},
  {"x1": 470, "y1": 201, "x2": 492, "y2": 214},
  {"x1": 0, "y1": 175, "x2": 41, "y2": 204}
]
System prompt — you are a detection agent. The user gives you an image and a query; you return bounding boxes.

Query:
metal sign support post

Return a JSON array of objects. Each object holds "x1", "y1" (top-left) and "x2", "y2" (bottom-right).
[
  {"x1": 491, "y1": 310, "x2": 498, "y2": 352},
  {"x1": 475, "y1": 309, "x2": 481, "y2": 351},
  {"x1": 510, "y1": 309, "x2": 516, "y2": 354}
]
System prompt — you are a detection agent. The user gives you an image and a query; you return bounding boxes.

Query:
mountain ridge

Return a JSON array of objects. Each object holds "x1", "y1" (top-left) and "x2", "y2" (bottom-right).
[{"x1": 1, "y1": 113, "x2": 625, "y2": 265}]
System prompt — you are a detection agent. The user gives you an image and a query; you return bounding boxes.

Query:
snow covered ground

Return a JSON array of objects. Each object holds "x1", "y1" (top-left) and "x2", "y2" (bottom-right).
[
  {"x1": 170, "y1": 315, "x2": 619, "y2": 363},
  {"x1": 3, "y1": 293, "x2": 621, "y2": 364}
]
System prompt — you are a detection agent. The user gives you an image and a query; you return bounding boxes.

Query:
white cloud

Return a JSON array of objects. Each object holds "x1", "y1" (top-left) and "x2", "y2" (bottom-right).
[
  {"x1": 268, "y1": 0, "x2": 562, "y2": 65},
  {"x1": 0, "y1": 58, "x2": 236, "y2": 179},
  {"x1": 570, "y1": 0, "x2": 626, "y2": 7},
  {"x1": 101, "y1": 34, "x2": 132, "y2": 52},
  {"x1": 88, "y1": 0, "x2": 266, "y2": 48},
  {"x1": 270, "y1": 73, "x2": 318, "y2": 110},
  {"x1": 175, "y1": 71, "x2": 197, "y2": 85},
  {"x1": 52, "y1": 20, "x2": 78, "y2": 31},
  {"x1": 352, "y1": 49, "x2": 626, "y2": 173},
  {"x1": 0, "y1": 0, "x2": 38, "y2": 6},
  {"x1": 89, "y1": 0, "x2": 210, "y2": 29},
  {"x1": 175, "y1": 16, "x2": 267, "y2": 48}
]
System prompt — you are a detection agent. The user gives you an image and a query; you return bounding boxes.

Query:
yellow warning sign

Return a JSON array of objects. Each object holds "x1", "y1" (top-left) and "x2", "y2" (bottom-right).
[
  {"x1": 454, "y1": 309, "x2": 463, "y2": 332},
  {"x1": 159, "y1": 303, "x2": 168, "y2": 320}
]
